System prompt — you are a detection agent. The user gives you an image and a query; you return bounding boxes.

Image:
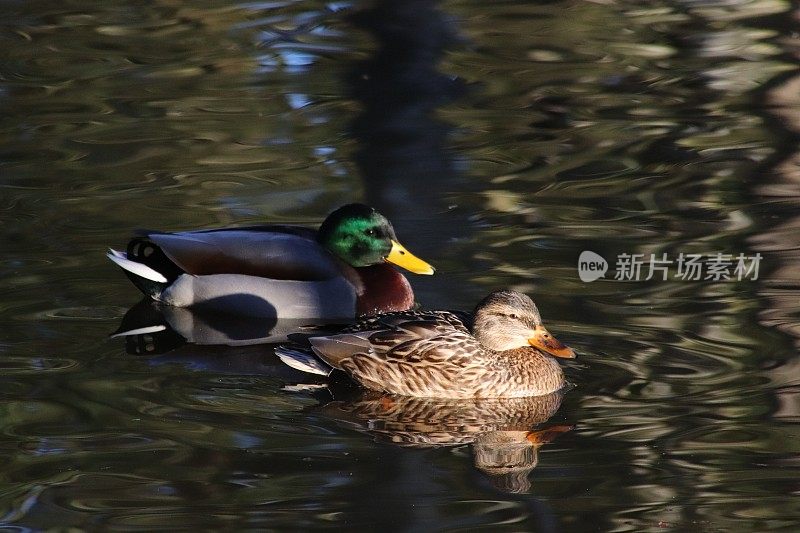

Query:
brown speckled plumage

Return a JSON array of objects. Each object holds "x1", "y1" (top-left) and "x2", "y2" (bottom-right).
[
  {"x1": 316, "y1": 391, "x2": 572, "y2": 493},
  {"x1": 283, "y1": 290, "x2": 575, "y2": 398},
  {"x1": 320, "y1": 390, "x2": 565, "y2": 446}
]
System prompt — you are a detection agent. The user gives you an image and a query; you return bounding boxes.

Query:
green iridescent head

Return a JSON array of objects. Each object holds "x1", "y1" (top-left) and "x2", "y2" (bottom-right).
[{"x1": 316, "y1": 203, "x2": 434, "y2": 274}]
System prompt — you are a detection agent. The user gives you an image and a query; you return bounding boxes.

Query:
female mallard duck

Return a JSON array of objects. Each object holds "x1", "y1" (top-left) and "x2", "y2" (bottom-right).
[
  {"x1": 277, "y1": 290, "x2": 576, "y2": 398},
  {"x1": 107, "y1": 204, "x2": 434, "y2": 319}
]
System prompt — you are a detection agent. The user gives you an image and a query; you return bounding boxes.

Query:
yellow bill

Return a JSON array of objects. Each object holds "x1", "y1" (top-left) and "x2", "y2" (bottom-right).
[
  {"x1": 385, "y1": 240, "x2": 435, "y2": 275},
  {"x1": 528, "y1": 325, "x2": 575, "y2": 359}
]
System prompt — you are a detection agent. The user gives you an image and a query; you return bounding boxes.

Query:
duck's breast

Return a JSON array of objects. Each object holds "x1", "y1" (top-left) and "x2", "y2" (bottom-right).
[
  {"x1": 481, "y1": 350, "x2": 565, "y2": 398},
  {"x1": 353, "y1": 264, "x2": 415, "y2": 315}
]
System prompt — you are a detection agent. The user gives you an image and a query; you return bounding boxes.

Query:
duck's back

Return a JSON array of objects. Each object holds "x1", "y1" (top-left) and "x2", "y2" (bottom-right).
[{"x1": 144, "y1": 226, "x2": 342, "y2": 281}]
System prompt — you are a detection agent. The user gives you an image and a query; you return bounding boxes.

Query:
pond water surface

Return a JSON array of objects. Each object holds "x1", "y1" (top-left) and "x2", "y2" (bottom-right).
[{"x1": 2, "y1": 0, "x2": 800, "y2": 530}]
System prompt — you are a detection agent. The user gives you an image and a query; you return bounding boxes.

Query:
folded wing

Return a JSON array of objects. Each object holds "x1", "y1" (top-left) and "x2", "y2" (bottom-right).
[
  {"x1": 309, "y1": 312, "x2": 485, "y2": 397},
  {"x1": 145, "y1": 229, "x2": 342, "y2": 281}
]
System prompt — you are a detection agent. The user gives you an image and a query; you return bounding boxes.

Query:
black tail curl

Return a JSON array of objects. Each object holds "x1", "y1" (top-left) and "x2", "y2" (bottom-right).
[{"x1": 126, "y1": 237, "x2": 184, "y2": 284}]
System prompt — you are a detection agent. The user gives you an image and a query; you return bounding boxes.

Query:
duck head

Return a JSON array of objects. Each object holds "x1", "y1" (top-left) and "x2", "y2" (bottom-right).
[
  {"x1": 472, "y1": 290, "x2": 575, "y2": 358},
  {"x1": 317, "y1": 203, "x2": 434, "y2": 274}
]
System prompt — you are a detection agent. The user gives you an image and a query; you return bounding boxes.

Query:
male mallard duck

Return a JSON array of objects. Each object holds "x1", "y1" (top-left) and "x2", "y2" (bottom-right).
[
  {"x1": 277, "y1": 289, "x2": 576, "y2": 398},
  {"x1": 107, "y1": 203, "x2": 434, "y2": 319}
]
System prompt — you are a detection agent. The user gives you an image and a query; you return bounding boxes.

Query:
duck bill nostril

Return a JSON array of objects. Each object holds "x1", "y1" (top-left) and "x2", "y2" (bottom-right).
[
  {"x1": 527, "y1": 326, "x2": 575, "y2": 359},
  {"x1": 385, "y1": 240, "x2": 435, "y2": 275}
]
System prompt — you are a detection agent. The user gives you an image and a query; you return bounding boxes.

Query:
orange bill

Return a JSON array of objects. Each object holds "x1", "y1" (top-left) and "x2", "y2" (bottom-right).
[
  {"x1": 526, "y1": 425, "x2": 575, "y2": 444},
  {"x1": 385, "y1": 240, "x2": 435, "y2": 275},
  {"x1": 528, "y1": 325, "x2": 575, "y2": 358}
]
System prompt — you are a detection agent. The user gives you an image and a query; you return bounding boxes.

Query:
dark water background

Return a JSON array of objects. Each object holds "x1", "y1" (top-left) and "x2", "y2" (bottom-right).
[{"x1": 2, "y1": 0, "x2": 800, "y2": 530}]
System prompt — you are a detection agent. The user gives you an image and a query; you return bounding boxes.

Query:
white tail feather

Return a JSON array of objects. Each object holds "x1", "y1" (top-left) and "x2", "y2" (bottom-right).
[
  {"x1": 282, "y1": 383, "x2": 329, "y2": 392},
  {"x1": 110, "y1": 325, "x2": 167, "y2": 338},
  {"x1": 275, "y1": 346, "x2": 332, "y2": 376},
  {"x1": 107, "y1": 249, "x2": 168, "y2": 283}
]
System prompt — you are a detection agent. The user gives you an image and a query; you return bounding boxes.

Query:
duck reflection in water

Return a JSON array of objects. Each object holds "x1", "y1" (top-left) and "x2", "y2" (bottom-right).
[
  {"x1": 114, "y1": 298, "x2": 345, "y2": 350},
  {"x1": 308, "y1": 388, "x2": 572, "y2": 493},
  {"x1": 112, "y1": 299, "x2": 344, "y2": 375}
]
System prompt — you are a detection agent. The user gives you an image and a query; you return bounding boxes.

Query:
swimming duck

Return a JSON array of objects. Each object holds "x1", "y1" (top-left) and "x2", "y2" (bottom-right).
[
  {"x1": 107, "y1": 203, "x2": 434, "y2": 319},
  {"x1": 277, "y1": 289, "x2": 575, "y2": 398}
]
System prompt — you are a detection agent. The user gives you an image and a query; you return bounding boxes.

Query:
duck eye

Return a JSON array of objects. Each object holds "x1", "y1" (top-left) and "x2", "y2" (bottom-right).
[
  {"x1": 365, "y1": 229, "x2": 375, "y2": 236},
  {"x1": 509, "y1": 313, "x2": 519, "y2": 320}
]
